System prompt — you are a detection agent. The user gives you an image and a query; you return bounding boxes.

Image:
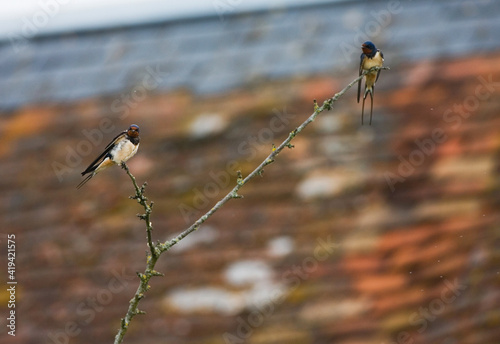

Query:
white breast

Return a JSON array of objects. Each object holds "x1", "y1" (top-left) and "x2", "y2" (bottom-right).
[
  {"x1": 110, "y1": 140, "x2": 139, "y2": 164},
  {"x1": 363, "y1": 51, "x2": 384, "y2": 71}
]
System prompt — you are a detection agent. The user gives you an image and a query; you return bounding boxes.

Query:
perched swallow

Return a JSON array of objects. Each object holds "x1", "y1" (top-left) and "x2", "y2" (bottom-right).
[
  {"x1": 77, "y1": 124, "x2": 140, "y2": 189},
  {"x1": 357, "y1": 41, "x2": 384, "y2": 125}
]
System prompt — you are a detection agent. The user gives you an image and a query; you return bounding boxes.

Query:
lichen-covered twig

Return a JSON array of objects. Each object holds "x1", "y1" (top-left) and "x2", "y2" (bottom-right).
[
  {"x1": 113, "y1": 66, "x2": 390, "y2": 344},
  {"x1": 121, "y1": 162, "x2": 157, "y2": 258}
]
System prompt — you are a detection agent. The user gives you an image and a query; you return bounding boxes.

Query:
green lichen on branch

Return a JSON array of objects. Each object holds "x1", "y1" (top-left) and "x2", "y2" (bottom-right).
[
  {"x1": 113, "y1": 66, "x2": 389, "y2": 344},
  {"x1": 121, "y1": 163, "x2": 157, "y2": 258}
]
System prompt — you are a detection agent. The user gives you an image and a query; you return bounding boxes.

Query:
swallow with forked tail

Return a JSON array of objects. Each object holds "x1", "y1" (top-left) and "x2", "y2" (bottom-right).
[
  {"x1": 357, "y1": 41, "x2": 384, "y2": 125},
  {"x1": 77, "y1": 124, "x2": 140, "y2": 189}
]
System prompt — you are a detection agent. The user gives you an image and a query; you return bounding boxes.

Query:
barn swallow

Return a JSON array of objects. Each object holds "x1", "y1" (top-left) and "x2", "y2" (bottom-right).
[
  {"x1": 357, "y1": 41, "x2": 384, "y2": 125},
  {"x1": 77, "y1": 124, "x2": 140, "y2": 189}
]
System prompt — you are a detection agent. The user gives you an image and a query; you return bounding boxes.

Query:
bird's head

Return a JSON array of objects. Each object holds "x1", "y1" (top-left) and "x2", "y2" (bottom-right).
[
  {"x1": 127, "y1": 124, "x2": 140, "y2": 138},
  {"x1": 361, "y1": 41, "x2": 377, "y2": 57}
]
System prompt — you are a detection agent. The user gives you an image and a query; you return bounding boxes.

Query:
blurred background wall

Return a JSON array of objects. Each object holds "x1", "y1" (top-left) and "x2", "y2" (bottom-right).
[{"x1": 0, "y1": 0, "x2": 499, "y2": 343}]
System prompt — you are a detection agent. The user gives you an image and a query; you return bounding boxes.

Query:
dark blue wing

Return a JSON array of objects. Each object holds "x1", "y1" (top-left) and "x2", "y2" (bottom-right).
[
  {"x1": 81, "y1": 131, "x2": 127, "y2": 175},
  {"x1": 357, "y1": 53, "x2": 365, "y2": 103},
  {"x1": 375, "y1": 50, "x2": 384, "y2": 83}
]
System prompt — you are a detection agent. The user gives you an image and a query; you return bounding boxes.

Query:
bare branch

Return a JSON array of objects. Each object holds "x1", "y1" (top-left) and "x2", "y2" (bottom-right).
[
  {"x1": 113, "y1": 65, "x2": 389, "y2": 344},
  {"x1": 159, "y1": 66, "x2": 390, "y2": 253},
  {"x1": 121, "y1": 162, "x2": 157, "y2": 258}
]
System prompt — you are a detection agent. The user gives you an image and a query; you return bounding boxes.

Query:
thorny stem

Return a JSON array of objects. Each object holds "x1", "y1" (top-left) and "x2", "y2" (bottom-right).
[{"x1": 113, "y1": 66, "x2": 389, "y2": 344}]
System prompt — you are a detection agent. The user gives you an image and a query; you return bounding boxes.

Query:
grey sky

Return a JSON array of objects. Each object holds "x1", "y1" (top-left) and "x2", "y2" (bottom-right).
[{"x1": 0, "y1": 0, "x2": 340, "y2": 40}]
